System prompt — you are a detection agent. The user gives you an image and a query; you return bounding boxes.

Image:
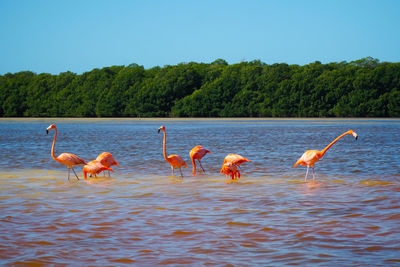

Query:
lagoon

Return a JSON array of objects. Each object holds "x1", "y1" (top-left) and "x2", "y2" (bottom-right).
[{"x1": 0, "y1": 118, "x2": 399, "y2": 265}]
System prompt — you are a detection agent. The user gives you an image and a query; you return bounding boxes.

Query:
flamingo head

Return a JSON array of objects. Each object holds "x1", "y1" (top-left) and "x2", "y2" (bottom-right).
[
  {"x1": 158, "y1": 125, "x2": 166, "y2": 134},
  {"x1": 46, "y1": 124, "x2": 56, "y2": 134},
  {"x1": 348, "y1": 130, "x2": 358, "y2": 140}
]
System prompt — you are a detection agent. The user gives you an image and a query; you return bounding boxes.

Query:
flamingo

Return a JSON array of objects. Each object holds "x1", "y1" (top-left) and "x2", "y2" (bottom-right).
[
  {"x1": 293, "y1": 130, "x2": 358, "y2": 181},
  {"x1": 158, "y1": 125, "x2": 187, "y2": 178},
  {"x1": 83, "y1": 160, "x2": 114, "y2": 179},
  {"x1": 223, "y1": 154, "x2": 252, "y2": 166},
  {"x1": 220, "y1": 154, "x2": 252, "y2": 180},
  {"x1": 96, "y1": 152, "x2": 118, "y2": 176},
  {"x1": 220, "y1": 162, "x2": 240, "y2": 180},
  {"x1": 190, "y1": 145, "x2": 211, "y2": 175},
  {"x1": 46, "y1": 124, "x2": 87, "y2": 180}
]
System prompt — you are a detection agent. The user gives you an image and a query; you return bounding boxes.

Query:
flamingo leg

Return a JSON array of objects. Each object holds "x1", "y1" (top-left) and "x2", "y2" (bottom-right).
[
  {"x1": 179, "y1": 168, "x2": 183, "y2": 178},
  {"x1": 305, "y1": 166, "x2": 310, "y2": 182},
  {"x1": 171, "y1": 166, "x2": 174, "y2": 176},
  {"x1": 199, "y1": 160, "x2": 206, "y2": 173},
  {"x1": 71, "y1": 167, "x2": 80, "y2": 180},
  {"x1": 67, "y1": 168, "x2": 70, "y2": 181},
  {"x1": 312, "y1": 166, "x2": 316, "y2": 181}
]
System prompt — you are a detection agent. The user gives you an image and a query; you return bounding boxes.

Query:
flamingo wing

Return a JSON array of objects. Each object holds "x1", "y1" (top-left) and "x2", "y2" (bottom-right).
[
  {"x1": 102, "y1": 157, "x2": 119, "y2": 167},
  {"x1": 168, "y1": 154, "x2": 187, "y2": 168},
  {"x1": 83, "y1": 160, "x2": 113, "y2": 179},
  {"x1": 96, "y1": 152, "x2": 119, "y2": 167},
  {"x1": 297, "y1": 150, "x2": 321, "y2": 166},
  {"x1": 190, "y1": 146, "x2": 211, "y2": 160},
  {"x1": 223, "y1": 154, "x2": 251, "y2": 166},
  {"x1": 57, "y1": 153, "x2": 86, "y2": 166}
]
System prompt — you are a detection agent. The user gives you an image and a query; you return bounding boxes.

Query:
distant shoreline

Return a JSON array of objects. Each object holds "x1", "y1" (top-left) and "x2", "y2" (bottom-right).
[
  {"x1": 2, "y1": 59, "x2": 399, "y2": 118},
  {"x1": 1, "y1": 117, "x2": 399, "y2": 123}
]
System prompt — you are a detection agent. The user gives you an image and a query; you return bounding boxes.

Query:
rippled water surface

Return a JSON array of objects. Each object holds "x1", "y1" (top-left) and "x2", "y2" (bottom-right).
[{"x1": 1, "y1": 119, "x2": 399, "y2": 265}]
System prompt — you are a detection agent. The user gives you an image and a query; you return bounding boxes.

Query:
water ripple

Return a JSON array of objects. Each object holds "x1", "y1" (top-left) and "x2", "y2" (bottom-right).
[{"x1": 0, "y1": 120, "x2": 399, "y2": 265}]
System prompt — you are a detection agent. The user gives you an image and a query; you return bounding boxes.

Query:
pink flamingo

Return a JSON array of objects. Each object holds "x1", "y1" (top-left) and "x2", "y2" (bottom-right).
[
  {"x1": 293, "y1": 130, "x2": 358, "y2": 181},
  {"x1": 83, "y1": 160, "x2": 114, "y2": 179},
  {"x1": 46, "y1": 124, "x2": 86, "y2": 180},
  {"x1": 220, "y1": 162, "x2": 240, "y2": 180},
  {"x1": 158, "y1": 126, "x2": 187, "y2": 178},
  {"x1": 223, "y1": 154, "x2": 252, "y2": 166},
  {"x1": 190, "y1": 145, "x2": 211, "y2": 175},
  {"x1": 96, "y1": 152, "x2": 118, "y2": 176},
  {"x1": 220, "y1": 154, "x2": 252, "y2": 180}
]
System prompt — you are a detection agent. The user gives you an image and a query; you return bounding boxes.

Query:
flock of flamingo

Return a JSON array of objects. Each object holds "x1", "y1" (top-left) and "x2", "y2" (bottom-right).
[{"x1": 46, "y1": 124, "x2": 358, "y2": 182}]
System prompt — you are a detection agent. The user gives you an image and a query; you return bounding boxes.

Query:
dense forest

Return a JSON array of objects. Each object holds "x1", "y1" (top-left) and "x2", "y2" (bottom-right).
[{"x1": 0, "y1": 57, "x2": 399, "y2": 117}]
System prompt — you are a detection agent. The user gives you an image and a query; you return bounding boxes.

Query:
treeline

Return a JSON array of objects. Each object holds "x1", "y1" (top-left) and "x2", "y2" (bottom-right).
[{"x1": 1, "y1": 57, "x2": 399, "y2": 117}]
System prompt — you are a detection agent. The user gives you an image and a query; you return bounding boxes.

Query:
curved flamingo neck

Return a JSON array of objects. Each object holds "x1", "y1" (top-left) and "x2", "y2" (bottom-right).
[
  {"x1": 51, "y1": 127, "x2": 57, "y2": 161},
  {"x1": 162, "y1": 130, "x2": 168, "y2": 161},
  {"x1": 320, "y1": 131, "x2": 351, "y2": 157}
]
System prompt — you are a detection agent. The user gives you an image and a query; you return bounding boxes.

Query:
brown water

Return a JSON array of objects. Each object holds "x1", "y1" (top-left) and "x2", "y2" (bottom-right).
[{"x1": 0, "y1": 119, "x2": 399, "y2": 265}]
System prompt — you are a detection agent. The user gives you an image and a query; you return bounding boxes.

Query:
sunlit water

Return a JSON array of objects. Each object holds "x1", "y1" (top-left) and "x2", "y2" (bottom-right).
[{"x1": 0, "y1": 119, "x2": 399, "y2": 265}]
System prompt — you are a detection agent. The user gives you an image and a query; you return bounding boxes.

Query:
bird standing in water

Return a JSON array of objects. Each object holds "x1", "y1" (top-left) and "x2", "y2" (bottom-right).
[
  {"x1": 293, "y1": 130, "x2": 358, "y2": 181},
  {"x1": 223, "y1": 154, "x2": 252, "y2": 166},
  {"x1": 190, "y1": 145, "x2": 211, "y2": 175},
  {"x1": 220, "y1": 154, "x2": 252, "y2": 180},
  {"x1": 158, "y1": 126, "x2": 187, "y2": 178},
  {"x1": 96, "y1": 152, "x2": 118, "y2": 176},
  {"x1": 46, "y1": 124, "x2": 86, "y2": 180},
  {"x1": 83, "y1": 160, "x2": 114, "y2": 179},
  {"x1": 220, "y1": 162, "x2": 240, "y2": 180}
]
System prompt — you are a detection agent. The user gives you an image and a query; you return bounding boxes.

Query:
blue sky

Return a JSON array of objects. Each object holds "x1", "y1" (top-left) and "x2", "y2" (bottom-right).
[{"x1": 1, "y1": 0, "x2": 399, "y2": 75}]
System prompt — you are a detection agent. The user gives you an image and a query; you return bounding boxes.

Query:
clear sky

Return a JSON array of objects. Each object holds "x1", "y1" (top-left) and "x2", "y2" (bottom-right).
[{"x1": 1, "y1": 0, "x2": 399, "y2": 75}]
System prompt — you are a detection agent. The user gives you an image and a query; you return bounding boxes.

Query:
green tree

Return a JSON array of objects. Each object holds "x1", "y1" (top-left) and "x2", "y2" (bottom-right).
[{"x1": 0, "y1": 58, "x2": 399, "y2": 118}]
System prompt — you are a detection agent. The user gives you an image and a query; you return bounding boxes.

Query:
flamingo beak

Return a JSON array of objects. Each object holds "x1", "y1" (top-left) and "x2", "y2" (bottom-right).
[
  {"x1": 158, "y1": 129, "x2": 161, "y2": 134},
  {"x1": 46, "y1": 125, "x2": 52, "y2": 134},
  {"x1": 352, "y1": 132, "x2": 358, "y2": 140}
]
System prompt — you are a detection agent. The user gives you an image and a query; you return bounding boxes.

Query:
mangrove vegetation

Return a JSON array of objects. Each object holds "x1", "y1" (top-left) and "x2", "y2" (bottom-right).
[{"x1": 1, "y1": 57, "x2": 399, "y2": 117}]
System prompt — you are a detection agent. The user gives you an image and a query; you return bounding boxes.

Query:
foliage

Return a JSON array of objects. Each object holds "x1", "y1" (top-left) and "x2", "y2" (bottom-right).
[{"x1": 1, "y1": 58, "x2": 399, "y2": 117}]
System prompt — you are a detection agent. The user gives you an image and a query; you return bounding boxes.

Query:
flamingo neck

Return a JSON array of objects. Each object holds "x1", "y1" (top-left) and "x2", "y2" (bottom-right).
[
  {"x1": 51, "y1": 127, "x2": 57, "y2": 161},
  {"x1": 191, "y1": 157, "x2": 196, "y2": 174},
  {"x1": 162, "y1": 130, "x2": 168, "y2": 161},
  {"x1": 320, "y1": 131, "x2": 351, "y2": 157}
]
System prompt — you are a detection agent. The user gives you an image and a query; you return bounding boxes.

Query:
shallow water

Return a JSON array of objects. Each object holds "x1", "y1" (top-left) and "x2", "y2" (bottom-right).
[{"x1": 0, "y1": 119, "x2": 399, "y2": 265}]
